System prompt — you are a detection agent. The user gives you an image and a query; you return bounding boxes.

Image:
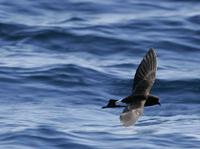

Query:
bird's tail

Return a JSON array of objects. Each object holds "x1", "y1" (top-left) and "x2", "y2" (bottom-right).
[
  {"x1": 102, "y1": 99, "x2": 118, "y2": 108},
  {"x1": 102, "y1": 99, "x2": 125, "y2": 109}
]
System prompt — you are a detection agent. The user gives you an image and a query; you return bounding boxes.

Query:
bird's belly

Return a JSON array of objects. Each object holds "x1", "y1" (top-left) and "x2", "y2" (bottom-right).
[{"x1": 128, "y1": 100, "x2": 146, "y2": 109}]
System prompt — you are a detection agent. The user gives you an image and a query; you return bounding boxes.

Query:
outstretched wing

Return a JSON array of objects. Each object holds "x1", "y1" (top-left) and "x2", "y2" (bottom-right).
[
  {"x1": 120, "y1": 49, "x2": 157, "y2": 126},
  {"x1": 120, "y1": 105, "x2": 144, "y2": 126},
  {"x1": 132, "y1": 48, "x2": 157, "y2": 96}
]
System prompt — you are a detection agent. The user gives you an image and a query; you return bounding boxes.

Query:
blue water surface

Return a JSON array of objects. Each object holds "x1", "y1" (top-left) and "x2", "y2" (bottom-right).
[{"x1": 0, "y1": 0, "x2": 200, "y2": 148}]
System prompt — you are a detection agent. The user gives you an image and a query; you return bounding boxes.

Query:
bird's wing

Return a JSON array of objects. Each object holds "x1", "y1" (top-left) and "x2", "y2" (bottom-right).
[
  {"x1": 120, "y1": 49, "x2": 157, "y2": 126},
  {"x1": 132, "y1": 48, "x2": 157, "y2": 96},
  {"x1": 120, "y1": 104, "x2": 144, "y2": 126}
]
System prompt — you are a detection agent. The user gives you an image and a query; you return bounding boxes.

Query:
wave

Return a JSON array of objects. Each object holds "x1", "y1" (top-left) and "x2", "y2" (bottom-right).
[
  {"x1": 0, "y1": 1, "x2": 200, "y2": 149},
  {"x1": 0, "y1": 125, "x2": 94, "y2": 149}
]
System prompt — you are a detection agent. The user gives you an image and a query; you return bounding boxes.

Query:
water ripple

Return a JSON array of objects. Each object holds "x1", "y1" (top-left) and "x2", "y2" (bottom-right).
[{"x1": 0, "y1": 0, "x2": 200, "y2": 149}]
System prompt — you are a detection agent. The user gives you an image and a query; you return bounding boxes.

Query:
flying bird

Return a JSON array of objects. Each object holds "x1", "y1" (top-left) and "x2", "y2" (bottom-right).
[{"x1": 102, "y1": 48, "x2": 160, "y2": 126}]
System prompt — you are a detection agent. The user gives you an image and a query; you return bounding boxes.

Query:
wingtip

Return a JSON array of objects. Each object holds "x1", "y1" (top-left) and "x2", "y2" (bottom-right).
[
  {"x1": 147, "y1": 48, "x2": 157, "y2": 60},
  {"x1": 148, "y1": 48, "x2": 156, "y2": 54}
]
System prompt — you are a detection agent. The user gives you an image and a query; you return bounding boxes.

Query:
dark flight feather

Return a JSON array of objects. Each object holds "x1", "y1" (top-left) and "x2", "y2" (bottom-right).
[
  {"x1": 132, "y1": 48, "x2": 157, "y2": 96},
  {"x1": 120, "y1": 48, "x2": 158, "y2": 126}
]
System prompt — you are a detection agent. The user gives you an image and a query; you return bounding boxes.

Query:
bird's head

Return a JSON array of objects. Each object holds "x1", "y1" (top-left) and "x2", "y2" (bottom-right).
[{"x1": 145, "y1": 96, "x2": 161, "y2": 107}]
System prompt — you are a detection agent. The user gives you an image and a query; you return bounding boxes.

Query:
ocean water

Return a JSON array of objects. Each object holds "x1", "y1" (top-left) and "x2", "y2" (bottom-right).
[{"x1": 0, "y1": 0, "x2": 200, "y2": 148}]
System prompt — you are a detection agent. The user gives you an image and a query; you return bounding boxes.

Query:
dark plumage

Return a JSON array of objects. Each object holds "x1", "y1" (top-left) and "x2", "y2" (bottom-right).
[{"x1": 102, "y1": 48, "x2": 160, "y2": 126}]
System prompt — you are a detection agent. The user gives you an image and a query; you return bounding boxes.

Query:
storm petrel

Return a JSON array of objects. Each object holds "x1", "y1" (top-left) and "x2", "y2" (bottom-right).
[{"x1": 102, "y1": 48, "x2": 160, "y2": 126}]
